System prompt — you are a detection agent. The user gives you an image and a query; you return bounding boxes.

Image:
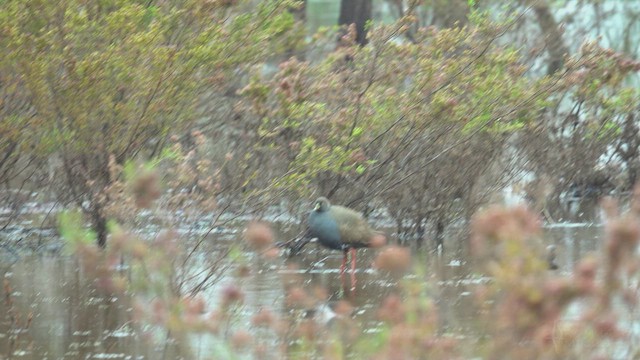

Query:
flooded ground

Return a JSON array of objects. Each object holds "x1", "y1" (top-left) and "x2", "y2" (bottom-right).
[{"x1": 0, "y1": 217, "x2": 604, "y2": 359}]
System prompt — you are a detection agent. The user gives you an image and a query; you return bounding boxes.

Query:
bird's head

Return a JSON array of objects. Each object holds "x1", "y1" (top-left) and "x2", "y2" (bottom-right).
[{"x1": 314, "y1": 197, "x2": 331, "y2": 212}]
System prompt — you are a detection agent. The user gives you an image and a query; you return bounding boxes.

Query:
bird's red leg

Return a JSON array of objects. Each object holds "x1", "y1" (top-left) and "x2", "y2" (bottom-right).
[
  {"x1": 350, "y1": 248, "x2": 357, "y2": 290},
  {"x1": 340, "y1": 250, "x2": 347, "y2": 289}
]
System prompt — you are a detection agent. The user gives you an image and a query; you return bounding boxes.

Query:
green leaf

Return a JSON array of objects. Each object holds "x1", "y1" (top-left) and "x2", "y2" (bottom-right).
[
  {"x1": 228, "y1": 244, "x2": 243, "y2": 262},
  {"x1": 141, "y1": 5, "x2": 158, "y2": 27},
  {"x1": 58, "y1": 211, "x2": 96, "y2": 250},
  {"x1": 123, "y1": 160, "x2": 137, "y2": 181}
]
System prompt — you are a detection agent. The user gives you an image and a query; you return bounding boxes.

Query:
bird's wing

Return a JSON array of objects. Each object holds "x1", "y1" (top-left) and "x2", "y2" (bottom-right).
[{"x1": 331, "y1": 205, "x2": 372, "y2": 246}]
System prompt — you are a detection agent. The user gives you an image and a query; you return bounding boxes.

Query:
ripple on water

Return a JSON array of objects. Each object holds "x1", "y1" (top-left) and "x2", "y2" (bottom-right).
[
  {"x1": 73, "y1": 330, "x2": 92, "y2": 336},
  {"x1": 106, "y1": 326, "x2": 136, "y2": 338},
  {"x1": 91, "y1": 353, "x2": 127, "y2": 359},
  {"x1": 544, "y1": 222, "x2": 602, "y2": 229},
  {"x1": 12, "y1": 350, "x2": 31, "y2": 357}
]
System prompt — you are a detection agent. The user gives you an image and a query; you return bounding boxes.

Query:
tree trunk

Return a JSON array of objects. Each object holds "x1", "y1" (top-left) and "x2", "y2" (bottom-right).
[
  {"x1": 432, "y1": 0, "x2": 469, "y2": 28},
  {"x1": 290, "y1": 0, "x2": 306, "y2": 22},
  {"x1": 629, "y1": 164, "x2": 638, "y2": 189},
  {"x1": 533, "y1": 1, "x2": 569, "y2": 75},
  {"x1": 91, "y1": 204, "x2": 108, "y2": 248},
  {"x1": 435, "y1": 219, "x2": 444, "y2": 253},
  {"x1": 338, "y1": 0, "x2": 372, "y2": 46},
  {"x1": 415, "y1": 220, "x2": 425, "y2": 249},
  {"x1": 285, "y1": 0, "x2": 306, "y2": 59}
]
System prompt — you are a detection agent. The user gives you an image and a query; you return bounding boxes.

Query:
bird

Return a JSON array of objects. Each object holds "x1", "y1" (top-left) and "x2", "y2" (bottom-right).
[{"x1": 306, "y1": 197, "x2": 381, "y2": 289}]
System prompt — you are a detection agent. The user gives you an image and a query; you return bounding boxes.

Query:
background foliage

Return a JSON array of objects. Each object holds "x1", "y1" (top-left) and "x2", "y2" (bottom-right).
[{"x1": 2, "y1": 0, "x2": 640, "y2": 358}]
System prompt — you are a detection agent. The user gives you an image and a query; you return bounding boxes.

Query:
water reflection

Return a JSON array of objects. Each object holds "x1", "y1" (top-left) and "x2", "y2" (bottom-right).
[
  {"x1": 1, "y1": 224, "x2": 604, "y2": 359},
  {"x1": 1, "y1": 256, "x2": 155, "y2": 359}
]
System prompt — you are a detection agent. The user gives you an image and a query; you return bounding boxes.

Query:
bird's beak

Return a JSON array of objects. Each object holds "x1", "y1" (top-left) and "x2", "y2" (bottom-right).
[{"x1": 314, "y1": 203, "x2": 320, "y2": 211}]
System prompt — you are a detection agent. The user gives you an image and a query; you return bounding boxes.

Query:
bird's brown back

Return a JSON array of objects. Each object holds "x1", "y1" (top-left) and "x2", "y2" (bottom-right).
[{"x1": 330, "y1": 205, "x2": 375, "y2": 247}]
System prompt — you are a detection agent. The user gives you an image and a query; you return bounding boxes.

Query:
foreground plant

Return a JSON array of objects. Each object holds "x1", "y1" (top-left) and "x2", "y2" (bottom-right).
[
  {"x1": 470, "y1": 190, "x2": 640, "y2": 359},
  {"x1": 58, "y1": 165, "x2": 246, "y2": 358},
  {"x1": 60, "y1": 177, "x2": 640, "y2": 359}
]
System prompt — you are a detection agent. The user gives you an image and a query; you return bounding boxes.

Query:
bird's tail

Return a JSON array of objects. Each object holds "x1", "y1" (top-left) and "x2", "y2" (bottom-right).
[{"x1": 275, "y1": 229, "x2": 314, "y2": 257}]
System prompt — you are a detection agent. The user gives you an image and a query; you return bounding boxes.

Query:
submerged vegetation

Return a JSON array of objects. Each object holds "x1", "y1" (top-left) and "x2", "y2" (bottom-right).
[{"x1": 2, "y1": 0, "x2": 640, "y2": 358}]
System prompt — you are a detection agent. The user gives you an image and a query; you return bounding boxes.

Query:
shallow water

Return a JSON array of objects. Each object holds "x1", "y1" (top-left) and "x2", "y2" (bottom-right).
[
  {"x1": 0, "y1": 256, "x2": 152, "y2": 359},
  {"x1": 0, "y1": 217, "x2": 605, "y2": 359}
]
